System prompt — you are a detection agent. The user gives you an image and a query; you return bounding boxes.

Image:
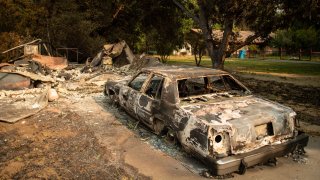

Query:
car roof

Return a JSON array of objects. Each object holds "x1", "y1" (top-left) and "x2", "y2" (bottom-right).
[{"x1": 141, "y1": 65, "x2": 229, "y2": 79}]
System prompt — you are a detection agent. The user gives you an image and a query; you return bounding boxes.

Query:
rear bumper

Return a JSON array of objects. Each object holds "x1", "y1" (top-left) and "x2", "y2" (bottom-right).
[{"x1": 208, "y1": 133, "x2": 309, "y2": 175}]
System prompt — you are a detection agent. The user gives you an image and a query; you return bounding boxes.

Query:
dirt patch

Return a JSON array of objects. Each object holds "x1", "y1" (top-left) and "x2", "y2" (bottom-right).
[
  {"x1": 236, "y1": 72, "x2": 320, "y2": 87},
  {"x1": 0, "y1": 102, "x2": 147, "y2": 179}
]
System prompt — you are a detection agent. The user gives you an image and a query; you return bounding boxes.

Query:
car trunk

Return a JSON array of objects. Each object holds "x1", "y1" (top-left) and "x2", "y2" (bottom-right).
[{"x1": 182, "y1": 96, "x2": 296, "y2": 155}]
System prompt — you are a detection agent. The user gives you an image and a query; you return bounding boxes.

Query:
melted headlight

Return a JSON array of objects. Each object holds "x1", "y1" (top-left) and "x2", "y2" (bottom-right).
[{"x1": 208, "y1": 128, "x2": 231, "y2": 158}]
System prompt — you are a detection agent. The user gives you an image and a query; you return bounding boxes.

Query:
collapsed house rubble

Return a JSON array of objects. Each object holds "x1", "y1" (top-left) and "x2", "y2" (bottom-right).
[
  {"x1": 81, "y1": 40, "x2": 135, "y2": 73},
  {"x1": 0, "y1": 70, "x2": 56, "y2": 123},
  {"x1": 0, "y1": 38, "x2": 163, "y2": 123},
  {"x1": 81, "y1": 40, "x2": 162, "y2": 73},
  {"x1": 129, "y1": 54, "x2": 163, "y2": 71},
  {"x1": 0, "y1": 70, "x2": 54, "y2": 90},
  {"x1": 0, "y1": 39, "x2": 67, "y2": 123},
  {"x1": 0, "y1": 87, "x2": 49, "y2": 123}
]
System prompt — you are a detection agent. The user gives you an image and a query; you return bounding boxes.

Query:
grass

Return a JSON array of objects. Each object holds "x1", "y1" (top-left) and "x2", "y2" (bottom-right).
[
  {"x1": 246, "y1": 55, "x2": 320, "y2": 61},
  {"x1": 166, "y1": 56, "x2": 320, "y2": 76}
]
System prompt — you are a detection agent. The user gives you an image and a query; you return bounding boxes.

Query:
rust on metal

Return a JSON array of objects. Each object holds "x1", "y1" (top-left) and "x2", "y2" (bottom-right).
[
  {"x1": 0, "y1": 63, "x2": 12, "y2": 68},
  {"x1": 31, "y1": 54, "x2": 68, "y2": 70},
  {"x1": 0, "y1": 72, "x2": 31, "y2": 90}
]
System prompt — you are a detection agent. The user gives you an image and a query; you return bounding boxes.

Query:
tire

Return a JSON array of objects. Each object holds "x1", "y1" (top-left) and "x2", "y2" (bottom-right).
[
  {"x1": 153, "y1": 119, "x2": 165, "y2": 135},
  {"x1": 108, "y1": 90, "x2": 118, "y2": 105}
]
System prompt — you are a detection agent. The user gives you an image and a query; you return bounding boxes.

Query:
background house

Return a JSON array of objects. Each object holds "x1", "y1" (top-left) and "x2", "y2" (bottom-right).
[{"x1": 176, "y1": 28, "x2": 273, "y2": 57}]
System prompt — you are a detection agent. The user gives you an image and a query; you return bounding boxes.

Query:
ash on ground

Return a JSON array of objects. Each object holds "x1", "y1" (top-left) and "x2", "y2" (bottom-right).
[{"x1": 285, "y1": 146, "x2": 308, "y2": 164}]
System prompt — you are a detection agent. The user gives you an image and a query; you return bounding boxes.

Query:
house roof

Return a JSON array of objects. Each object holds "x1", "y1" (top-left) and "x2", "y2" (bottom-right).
[{"x1": 190, "y1": 29, "x2": 270, "y2": 44}]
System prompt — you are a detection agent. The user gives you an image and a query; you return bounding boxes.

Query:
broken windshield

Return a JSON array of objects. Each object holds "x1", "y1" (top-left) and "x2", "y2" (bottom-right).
[{"x1": 178, "y1": 75, "x2": 249, "y2": 100}]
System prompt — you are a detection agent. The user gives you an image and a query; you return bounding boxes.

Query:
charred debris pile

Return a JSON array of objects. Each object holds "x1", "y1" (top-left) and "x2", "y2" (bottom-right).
[
  {"x1": 0, "y1": 39, "x2": 162, "y2": 123},
  {"x1": 81, "y1": 40, "x2": 162, "y2": 73}
]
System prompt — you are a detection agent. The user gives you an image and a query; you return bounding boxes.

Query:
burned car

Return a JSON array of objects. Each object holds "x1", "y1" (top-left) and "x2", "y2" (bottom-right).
[{"x1": 104, "y1": 66, "x2": 309, "y2": 175}]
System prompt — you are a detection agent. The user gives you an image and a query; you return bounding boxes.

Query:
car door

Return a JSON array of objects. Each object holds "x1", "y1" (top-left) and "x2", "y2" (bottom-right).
[
  {"x1": 136, "y1": 74, "x2": 164, "y2": 127},
  {"x1": 119, "y1": 72, "x2": 150, "y2": 117}
]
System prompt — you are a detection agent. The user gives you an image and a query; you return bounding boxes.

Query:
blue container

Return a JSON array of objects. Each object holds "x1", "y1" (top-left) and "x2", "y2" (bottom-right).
[{"x1": 239, "y1": 50, "x2": 246, "y2": 59}]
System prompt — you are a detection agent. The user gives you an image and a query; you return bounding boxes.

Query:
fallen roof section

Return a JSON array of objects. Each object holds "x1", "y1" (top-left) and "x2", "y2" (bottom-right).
[{"x1": 0, "y1": 87, "x2": 49, "y2": 123}]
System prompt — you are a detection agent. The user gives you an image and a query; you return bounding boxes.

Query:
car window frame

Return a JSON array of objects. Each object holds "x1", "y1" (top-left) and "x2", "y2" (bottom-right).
[
  {"x1": 142, "y1": 73, "x2": 165, "y2": 100},
  {"x1": 176, "y1": 74, "x2": 251, "y2": 99},
  {"x1": 176, "y1": 76, "x2": 207, "y2": 98},
  {"x1": 221, "y1": 74, "x2": 250, "y2": 92},
  {"x1": 206, "y1": 75, "x2": 228, "y2": 92},
  {"x1": 128, "y1": 71, "x2": 151, "y2": 92}
]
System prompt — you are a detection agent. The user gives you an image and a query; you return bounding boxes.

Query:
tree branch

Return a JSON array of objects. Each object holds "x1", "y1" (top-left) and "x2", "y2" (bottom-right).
[
  {"x1": 219, "y1": 20, "x2": 233, "y2": 52},
  {"x1": 172, "y1": 0, "x2": 200, "y2": 24},
  {"x1": 228, "y1": 33, "x2": 261, "y2": 54},
  {"x1": 113, "y1": 4, "x2": 124, "y2": 19}
]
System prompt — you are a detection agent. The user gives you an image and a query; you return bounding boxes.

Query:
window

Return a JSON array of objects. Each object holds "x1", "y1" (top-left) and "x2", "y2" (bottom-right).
[
  {"x1": 222, "y1": 75, "x2": 246, "y2": 92},
  {"x1": 178, "y1": 77, "x2": 206, "y2": 98},
  {"x1": 145, "y1": 75, "x2": 164, "y2": 99},
  {"x1": 178, "y1": 75, "x2": 247, "y2": 98},
  {"x1": 207, "y1": 76, "x2": 226, "y2": 92},
  {"x1": 129, "y1": 73, "x2": 149, "y2": 91}
]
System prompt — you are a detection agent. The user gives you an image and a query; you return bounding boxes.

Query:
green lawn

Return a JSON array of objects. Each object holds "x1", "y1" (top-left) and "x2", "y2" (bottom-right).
[{"x1": 166, "y1": 56, "x2": 320, "y2": 76}]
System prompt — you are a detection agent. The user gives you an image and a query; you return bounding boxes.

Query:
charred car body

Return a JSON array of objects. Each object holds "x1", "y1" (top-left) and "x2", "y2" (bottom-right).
[{"x1": 104, "y1": 66, "x2": 309, "y2": 175}]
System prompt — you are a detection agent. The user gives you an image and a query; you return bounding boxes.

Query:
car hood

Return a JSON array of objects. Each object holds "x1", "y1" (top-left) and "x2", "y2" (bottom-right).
[{"x1": 181, "y1": 95, "x2": 296, "y2": 154}]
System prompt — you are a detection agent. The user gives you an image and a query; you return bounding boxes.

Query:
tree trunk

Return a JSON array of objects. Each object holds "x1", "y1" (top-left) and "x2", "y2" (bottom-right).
[
  {"x1": 174, "y1": 0, "x2": 228, "y2": 69},
  {"x1": 198, "y1": 0, "x2": 233, "y2": 69},
  {"x1": 193, "y1": 43, "x2": 199, "y2": 66},
  {"x1": 194, "y1": 53, "x2": 198, "y2": 66},
  {"x1": 310, "y1": 48, "x2": 312, "y2": 61},
  {"x1": 46, "y1": 18, "x2": 51, "y2": 45},
  {"x1": 198, "y1": 50, "x2": 203, "y2": 66},
  {"x1": 299, "y1": 49, "x2": 301, "y2": 60},
  {"x1": 197, "y1": 1, "x2": 216, "y2": 67},
  {"x1": 212, "y1": 20, "x2": 233, "y2": 69}
]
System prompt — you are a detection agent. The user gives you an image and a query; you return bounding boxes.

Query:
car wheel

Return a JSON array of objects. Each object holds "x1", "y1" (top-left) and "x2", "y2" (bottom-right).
[
  {"x1": 108, "y1": 90, "x2": 118, "y2": 106},
  {"x1": 153, "y1": 119, "x2": 165, "y2": 135},
  {"x1": 166, "y1": 128, "x2": 177, "y2": 145},
  {"x1": 238, "y1": 159, "x2": 247, "y2": 175}
]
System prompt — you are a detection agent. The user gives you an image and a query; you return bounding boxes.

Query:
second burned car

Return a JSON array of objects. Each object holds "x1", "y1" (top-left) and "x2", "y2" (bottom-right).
[{"x1": 104, "y1": 65, "x2": 309, "y2": 175}]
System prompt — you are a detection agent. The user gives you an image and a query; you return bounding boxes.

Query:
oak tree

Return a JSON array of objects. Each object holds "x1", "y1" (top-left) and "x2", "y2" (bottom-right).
[{"x1": 173, "y1": 0, "x2": 286, "y2": 69}]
